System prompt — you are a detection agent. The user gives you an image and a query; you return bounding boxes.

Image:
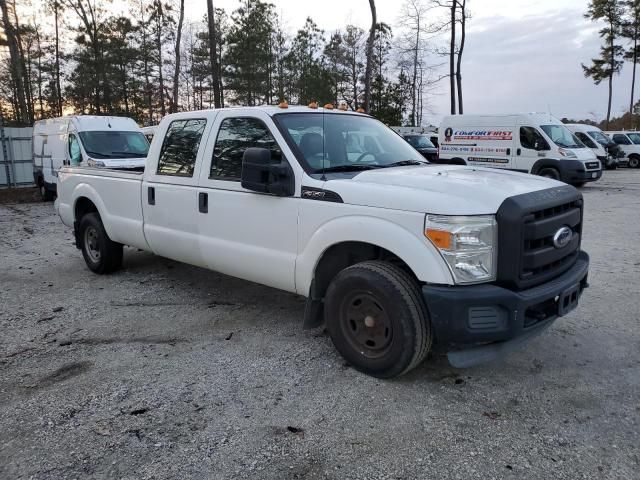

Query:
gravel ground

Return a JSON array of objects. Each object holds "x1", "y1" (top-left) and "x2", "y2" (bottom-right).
[{"x1": 1, "y1": 171, "x2": 639, "y2": 480}]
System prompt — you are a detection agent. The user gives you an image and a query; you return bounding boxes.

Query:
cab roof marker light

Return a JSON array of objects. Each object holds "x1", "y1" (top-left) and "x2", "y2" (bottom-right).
[
  {"x1": 278, "y1": 100, "x2": 288, "y2": 109},
  {"x1": 324, "y1": 103, "x2": 334, "y2": 110},
  {"x1": 308, "y1": 101, "x2": 318, "y2": 109},
  {"x1": 338, "y1": 102, "x2": 348, "y2": 111},
  {"x1": 356, "y1": 108, "x2": 365, "y2": 113}
]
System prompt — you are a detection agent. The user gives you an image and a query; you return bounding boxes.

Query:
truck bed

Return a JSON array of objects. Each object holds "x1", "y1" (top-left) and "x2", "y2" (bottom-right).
[{"x1": 56, "y1": 166, "x2": 149, "y2": 251}]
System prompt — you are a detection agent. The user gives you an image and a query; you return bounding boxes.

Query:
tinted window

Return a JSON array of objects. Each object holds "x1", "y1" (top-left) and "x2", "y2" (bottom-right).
[
  {"x1": 157, "y1": 119, "x2": 207, "y2": 176},
  {"x1": 612, "y1": 134, "x2": 632, "y2": 145},
  {"x1": 404, "y1": 135, "x2": 435, "y2": 149},
  {"x1": 211, "y1": 117, "x2": 282, "y2": 180},
  {"x1": 575, "y1": 132, "x2": 597, "y2": 149},
  {"x1": 520, "y1": 127, "x2": 549, "y2": 150}
]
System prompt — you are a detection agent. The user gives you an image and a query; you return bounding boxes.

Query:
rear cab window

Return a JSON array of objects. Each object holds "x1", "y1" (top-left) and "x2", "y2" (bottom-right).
[{"x1": 157, "y1": 119, "x2": 207, "y2": 177}]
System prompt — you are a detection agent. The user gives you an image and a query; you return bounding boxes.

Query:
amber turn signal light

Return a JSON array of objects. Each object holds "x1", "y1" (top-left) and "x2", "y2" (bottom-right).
[{"x1": 425, "y1": 229, "x2": 452, "y2": 250}]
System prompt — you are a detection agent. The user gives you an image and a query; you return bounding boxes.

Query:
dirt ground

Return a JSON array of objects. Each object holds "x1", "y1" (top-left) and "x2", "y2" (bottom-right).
[{"x1": 1, "y1": 171, "x2": 639, "y2": 479}]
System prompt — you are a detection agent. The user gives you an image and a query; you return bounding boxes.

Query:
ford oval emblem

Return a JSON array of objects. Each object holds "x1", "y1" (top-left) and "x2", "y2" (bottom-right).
[{"x1": 553, "y1": 226, "x2": 573, "y2": 249}]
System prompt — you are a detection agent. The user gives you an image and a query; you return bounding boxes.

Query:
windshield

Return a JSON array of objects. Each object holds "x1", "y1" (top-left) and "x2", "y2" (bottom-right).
[
  {"x1": 276, "y1": 113, "x2": 424, "y2": 173},
  {"x1": 540, "y1": 125, "x2": 583, "y2": 148},
  {"x1": 626, "y1": 132, "x2": 640, "y2": 144},
  {"x1": 404, "y1": 135, "x2": 435, "y2": 149},
  {"x1": 78, "y1": 131, "x2": 149, "y2": 159},
  {"x1": 588, "y1": 130, "x2": 611, "y2": 145}
]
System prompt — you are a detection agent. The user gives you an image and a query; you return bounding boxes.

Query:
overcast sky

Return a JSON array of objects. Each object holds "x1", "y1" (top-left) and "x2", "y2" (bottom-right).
[{"x1": 183, "y1": 0, "x2": 633, "y2": 125}]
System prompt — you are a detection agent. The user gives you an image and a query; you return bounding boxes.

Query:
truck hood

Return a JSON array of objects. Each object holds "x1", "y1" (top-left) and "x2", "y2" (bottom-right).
[{"x1": 324, "y1": 165, "x2": 565, "y2": 215}]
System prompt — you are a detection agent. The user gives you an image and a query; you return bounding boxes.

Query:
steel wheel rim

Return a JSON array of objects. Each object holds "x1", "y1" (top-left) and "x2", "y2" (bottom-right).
[
  {"x1": 340, "y1": 291, "x2": 393, "y2": 359},
  {"x1": 84, "y1": 226, "x2": 101, "y2": 263}
]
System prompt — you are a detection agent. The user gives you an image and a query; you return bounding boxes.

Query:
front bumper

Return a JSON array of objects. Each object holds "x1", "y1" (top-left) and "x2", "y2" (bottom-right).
[
  {"x1": 558, "y1": 160, "x2": 601, "y2": 183},
  {"x1": 422, "y1": 251, "x2": 589, "y2": 367}
]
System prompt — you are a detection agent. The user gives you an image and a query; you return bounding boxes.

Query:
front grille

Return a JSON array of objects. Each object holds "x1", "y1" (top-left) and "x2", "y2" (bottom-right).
[
  {"x1": 585, "y1": 161, "x2": 600, "y2": 170},
  {"x1": 496, "y1": 186, "x2": 583, "y2": 290}
]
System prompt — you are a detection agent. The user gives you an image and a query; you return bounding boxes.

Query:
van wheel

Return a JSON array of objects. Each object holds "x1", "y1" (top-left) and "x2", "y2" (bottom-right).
[
  {"x1": 40, "y1": 184, "x2": 54, "y2": 202},
  {"x1": 78, "y1": 212, "x2": 123, "y2": 274},
  {"x1": 628, "y1": 156, "x2": 640, "y2": 168},
  {"x1": 538, "y1": 167, "x2": 560, "y2": 180},
  {"x1": 572, "y1": 182, "x2": 586, "y2": 188},
  {"x1": 325, "y1": 261, "x2": 432, "y2": 378}
]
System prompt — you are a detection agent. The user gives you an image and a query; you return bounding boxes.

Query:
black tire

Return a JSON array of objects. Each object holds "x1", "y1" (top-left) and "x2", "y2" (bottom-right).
[
  {"x1": 538, "y1": 167, "x2": 561, "y2": 180},
  {"x1": 78, "y1": 212, "x2": 123, "y2": 274},
  {"x1": 40, "y1": 183, "x2": 55, "y2": 202},
  {"x1": 629, "y1": 156, "x2": 640, "y2": 168},
  {"x1": 572, "y1": 182, "x2": 586, "y2": 188},
  {"x1": 325, "y1": 261, "x2": 432, "y2": 378}
]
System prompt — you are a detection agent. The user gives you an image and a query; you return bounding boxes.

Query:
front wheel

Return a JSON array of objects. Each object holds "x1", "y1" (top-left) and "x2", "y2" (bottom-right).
[
  {"x1": 538, "y1": 167, "x2": 561, "y2": 180},
  {"x1": 628, "y1": 156, "x2": 640, "y2": 168},
  {"x1": 78, "y1": 213, "x2": 123, "y2": 274},
  {"x1": 325, "y1": 261, "x2": 432, "y2": 378}
]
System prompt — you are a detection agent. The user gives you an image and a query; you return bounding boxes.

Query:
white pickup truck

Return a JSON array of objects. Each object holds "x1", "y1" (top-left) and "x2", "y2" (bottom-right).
[{"x1": 56, "y1": 106, "x2": 590, "y2": 378}]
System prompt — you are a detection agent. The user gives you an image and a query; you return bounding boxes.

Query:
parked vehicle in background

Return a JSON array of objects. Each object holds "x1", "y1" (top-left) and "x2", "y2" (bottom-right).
[
  {"x1": 56, "y1": 106, "x2": 589, "y2": 378},
  {"x1": 400, "y1": 134, "x2": 439, "y2": 162},
  {"x1": 141, "y1": 125, "x2": 157, "y2": 143},
  {"x1": 565, "y1": 124, "x2": 625, "y2": 170},
  {"x1": 604, "y1": 131, "x2": 640, "y2": 168},
  {"x1": 438, "y1": 113, "x2": 602, "y2": 187},
  {"x1": 33, "y1": 116, "x2": 150, "y2": 200}
]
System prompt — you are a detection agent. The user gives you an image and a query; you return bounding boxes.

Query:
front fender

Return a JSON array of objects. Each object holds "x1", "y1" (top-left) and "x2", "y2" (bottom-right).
[{"x1": 295, "y1": 215, "x2": 454, "y2": 295}]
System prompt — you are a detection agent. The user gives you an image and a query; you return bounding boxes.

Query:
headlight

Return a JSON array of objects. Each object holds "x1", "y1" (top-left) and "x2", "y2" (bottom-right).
[
  {"x1": 425, "y1": 215, "x2": 497, "y2": 284},
  {"x1": 558, "y1": 148, "x2": 577, "y2": 158}
]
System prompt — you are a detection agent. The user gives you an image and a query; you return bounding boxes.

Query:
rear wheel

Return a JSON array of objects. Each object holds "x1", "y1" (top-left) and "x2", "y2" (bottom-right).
[
  {"x1": 39, "y1": 183, "x2": 54, "y2": 201},
  {"x1": 325, "y1": 261, "x2": 432, "y2": 378},
  {"x1": 78, "y1": 213, "x2": 123, "y2": 274},
  {"x1": 538, "y1": 167, "x2": 560, "y2": 180},
  {"x1": 628, "y1": 155, "x2": 640, "y2": 168}
]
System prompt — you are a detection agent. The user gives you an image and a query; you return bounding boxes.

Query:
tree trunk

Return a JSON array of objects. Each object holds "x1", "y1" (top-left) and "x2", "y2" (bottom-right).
[
  {"x1": 54, "y1": 1, "x2": 63, "y2": 116},
  {"x1": 456, "y1": 0, "x2": 466, "y2": 114},
  {"x1": 35, "y1": 25, "x2": 44, "y2": 118},
  {"x1": 449, "y1": 0, "x2": 456, "y2": 115},
  {"x1": 363, "y1": 0, "x2": 376, "y2": 112},
  {"x1": 0, "y1": 0, "x2": 29, "y2": 123},
  {"x1": 171, "y1": 0, "x2": 184, "y2": 113},
  {"x1": 157, "y1": 2, "x2": 166, "y2": 117},
  {"x1": 411, "y1": 21, "x2": 419, "y2": 126},
  {"x1": 206, "y1": 0, "x2": 222, "y2": 108}
]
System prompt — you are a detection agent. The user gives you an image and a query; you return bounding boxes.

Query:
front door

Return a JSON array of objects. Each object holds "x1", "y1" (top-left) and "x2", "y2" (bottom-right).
[
  {"x1": 517, "y1": 126, "x2": 550, "y2": 172},
  {"x1": 197, "y1": 110, "x2": 299, "y2": 293}
]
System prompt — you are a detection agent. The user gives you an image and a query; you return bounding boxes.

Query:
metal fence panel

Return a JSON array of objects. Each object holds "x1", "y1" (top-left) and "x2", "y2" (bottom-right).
[{"x1": 0, "y1": 126, "x2": 34, "y2": 188}]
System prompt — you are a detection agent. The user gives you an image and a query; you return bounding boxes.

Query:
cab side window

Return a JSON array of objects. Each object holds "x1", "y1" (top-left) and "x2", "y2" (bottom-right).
[
  {"x1": 612, "y1": 134, "x2": 631, "y2": 145},
  {"x1": 157, "y1": 119, "x2": 207, "y2": 177},
  {"x1": 68, "y1": 134, "x2": 82, "y2": 165},
  {"x1": 520, "y1": 127, "x2": 549, "y2": 150},
  {"x1": 210, "y1": 117, "x2": 282, "y2": 180},
  {"x1": 575, "y1": 132, "x2": 596, "y2": 149}
]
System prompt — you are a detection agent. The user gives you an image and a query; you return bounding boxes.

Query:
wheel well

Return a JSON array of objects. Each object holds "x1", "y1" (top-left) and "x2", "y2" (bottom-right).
[
  {"x1": 302, "y1": 241, "x2": 417, "y2": 329},
  {"x1": 74, "y1": 197, "x2": 98, "y2": 223},
  {"x1": 450, "y1": 157, "x2": 466, "y2": 165}
]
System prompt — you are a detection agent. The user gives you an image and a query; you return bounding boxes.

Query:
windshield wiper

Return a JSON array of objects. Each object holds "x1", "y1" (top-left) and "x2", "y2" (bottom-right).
[
  {"x1": 319, "y1": 164, "x2": 384, "y2": 173},
  {"x1": 85, "y1": 150, "x2": 110, "y2": 159},
  {"x1": 110, "y1": 151, "x2": 147, "y2": 158},
  {"x1": 383, "y1": 160, "x2": 429, "y2": 167}
]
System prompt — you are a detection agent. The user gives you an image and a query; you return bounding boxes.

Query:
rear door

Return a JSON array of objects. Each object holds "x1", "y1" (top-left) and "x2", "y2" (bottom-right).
[
  {"x1": 196, "y1": 110, "x2": 299, "y2": 293},
  {"x1": 142, "y1": 115, "x2": 213, "y2": 266}
]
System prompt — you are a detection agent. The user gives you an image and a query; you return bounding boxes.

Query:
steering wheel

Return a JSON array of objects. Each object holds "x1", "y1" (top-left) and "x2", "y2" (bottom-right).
[{"x1": 356, "y1": 152, "x2": 377, "y2": 163}]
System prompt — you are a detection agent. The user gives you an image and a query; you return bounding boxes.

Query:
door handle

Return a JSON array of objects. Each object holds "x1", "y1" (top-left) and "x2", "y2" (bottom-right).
[
  {"x1": 198, "y1": 192, "x2": 208, "y2": 213},
  {"x1": 148, "y1": 186, "x2": 155, "y2": 205},
  {"x1": 517, "y1": 148, "x2": 522, "y2": 155},
  {"x1": 506, "y1": 148, "x2": 511, "y2": 155}
]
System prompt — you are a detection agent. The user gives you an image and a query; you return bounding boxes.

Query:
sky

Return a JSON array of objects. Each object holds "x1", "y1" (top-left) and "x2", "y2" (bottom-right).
[{"x1": 184, "y1": 0, "x2": 633, "y2": 126}]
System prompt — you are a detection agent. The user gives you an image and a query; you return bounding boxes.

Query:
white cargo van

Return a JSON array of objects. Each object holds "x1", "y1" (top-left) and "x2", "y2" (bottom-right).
[
  {"x1": 33, "y1": 116, "x2": 149, "y2": 200},
  {"x1": 438, "y1": 114, "x2": 602, "y2": 186},
  {"x1": 604, "y1": 131, "x2": 640, "y2": 168},
  {"x1": 565, "y1": 124, "x2": 624, "y2": 169}
]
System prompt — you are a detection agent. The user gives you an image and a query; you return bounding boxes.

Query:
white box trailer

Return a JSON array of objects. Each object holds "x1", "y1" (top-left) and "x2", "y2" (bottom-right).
[
  {"x1": 438, "y1": 113, "x2": 602, "y2": 187},
  {"x1": 33, "y1": 116, "x2": 149, "y2": 200}
]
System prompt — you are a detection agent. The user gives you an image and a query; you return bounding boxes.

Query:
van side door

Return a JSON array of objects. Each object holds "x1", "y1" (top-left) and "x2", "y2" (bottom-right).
[
  {"x1": 142, "y1": 115, "x2": 214, "y2": 266},
  {"x1": 517, "y1": 126, "x2": 550, "y2": 172},
  {"x1": 196, "y1": 110, "x2": 299, "y2": 293}
]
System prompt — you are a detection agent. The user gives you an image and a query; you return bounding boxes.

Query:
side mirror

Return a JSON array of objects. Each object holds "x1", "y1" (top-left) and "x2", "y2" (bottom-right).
[{"x1": 241, "y1": 147, "x2": 295, "y2": 197}]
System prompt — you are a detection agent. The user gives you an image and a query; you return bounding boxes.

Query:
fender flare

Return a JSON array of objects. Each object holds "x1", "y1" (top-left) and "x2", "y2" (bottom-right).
[
  {"x1": 71, "y1": 183, "x2": 116, "y2": 239},
  {"x1": 295, "y1": 215, "x2": 454, "y2": 296}
]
